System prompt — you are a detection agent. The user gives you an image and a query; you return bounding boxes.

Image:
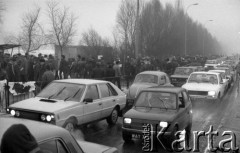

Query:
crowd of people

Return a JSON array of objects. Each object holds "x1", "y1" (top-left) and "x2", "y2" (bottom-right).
[{"x1": 0, "y1": 51, "x2": 212, "y2": 90}]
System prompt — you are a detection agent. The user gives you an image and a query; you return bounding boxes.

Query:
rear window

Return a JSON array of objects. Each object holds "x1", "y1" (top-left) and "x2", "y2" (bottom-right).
[{"x1": 134, "y1": 74, "x2": 158, "y2": 84}]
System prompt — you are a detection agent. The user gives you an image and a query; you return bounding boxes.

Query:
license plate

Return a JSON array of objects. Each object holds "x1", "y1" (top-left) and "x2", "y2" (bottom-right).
[{"x1": 132, "y1": 134, "x2": 141, "y2": 139}]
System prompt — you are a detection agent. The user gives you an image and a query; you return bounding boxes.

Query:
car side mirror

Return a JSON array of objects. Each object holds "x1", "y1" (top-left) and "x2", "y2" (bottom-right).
[
  {"x1": 83, "y1": 98, "x2": 93, "y2": 103},
  {"x1": 179, "y1": 103, "x2": 185, "y2": 108}
]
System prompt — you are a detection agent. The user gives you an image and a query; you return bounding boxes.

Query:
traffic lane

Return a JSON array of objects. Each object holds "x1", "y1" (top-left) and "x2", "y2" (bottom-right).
[
  {"x1": 75, "y1": 86, "x2": 237, "y2": 153},
  {"x1": 189, "y1": 86, "x2": 237, "y2": 153}
]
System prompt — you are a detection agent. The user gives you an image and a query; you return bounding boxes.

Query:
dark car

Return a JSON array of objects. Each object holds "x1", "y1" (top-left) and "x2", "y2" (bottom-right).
[
  {"x1": 0, "y1": 117, "x2": 118, "y2": 153},
  {"x1": 170, "y1": 67, "x2": 199, "y2": 87},
  {"x1": 122, "y1": 87, "x2": 192, "y2": 148}
]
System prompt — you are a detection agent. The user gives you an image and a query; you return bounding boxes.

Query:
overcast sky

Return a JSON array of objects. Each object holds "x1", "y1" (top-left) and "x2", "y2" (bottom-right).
[{"x1": 1, "y1": 0, "x2": 240, "y2": 54}]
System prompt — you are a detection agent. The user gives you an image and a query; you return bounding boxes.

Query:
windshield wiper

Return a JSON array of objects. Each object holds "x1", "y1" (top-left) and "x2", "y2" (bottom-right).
[
  {"x1": 157, "y1": 97, "x2": 168, "y2": 110},
  {"x1": 48, "y1": 87, "x2": 66, "y2": 99},
  {"x1": 64, "y1": 88, "x2": 82, "y2": 101}
]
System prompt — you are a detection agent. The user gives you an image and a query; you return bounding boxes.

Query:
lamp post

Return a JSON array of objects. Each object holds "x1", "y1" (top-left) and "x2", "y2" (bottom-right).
[
  {"x1": 184, "y1": 3, "x2": 198, "y2": 56},
  {"x1": 202, "y1": 20, "x2": 213, "y2": 56}
]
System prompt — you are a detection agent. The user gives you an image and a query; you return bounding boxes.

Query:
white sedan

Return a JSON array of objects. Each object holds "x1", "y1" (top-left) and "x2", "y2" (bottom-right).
[
  {"x1": 182, "y1": 72, "x2": 225, "y2": 101},
  {"x1": 8, "y1": 79, "x2": 126, "y2": 131}
]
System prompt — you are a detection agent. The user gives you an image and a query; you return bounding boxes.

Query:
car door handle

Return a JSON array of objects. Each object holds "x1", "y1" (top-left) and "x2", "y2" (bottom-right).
[
  {"x1": 112, "y1": 99, "x2": 116, "y2": 102},
  {"x1": 99, "y1": 103, "x2": 102, "y2": 105}
]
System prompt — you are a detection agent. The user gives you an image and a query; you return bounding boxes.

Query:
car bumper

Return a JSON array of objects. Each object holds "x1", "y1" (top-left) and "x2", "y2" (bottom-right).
[
  {"x1": 189, "y1": 95, "x2": 217, "y2": 100},
  {"x1": 122, "y1": 127, "x2": 172, "y2": 138}
]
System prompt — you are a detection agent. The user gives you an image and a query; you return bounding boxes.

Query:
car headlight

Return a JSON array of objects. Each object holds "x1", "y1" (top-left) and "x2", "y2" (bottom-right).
[
  {"x1": 208, "y1": 91, "x2": 216, "y2": 96},
  {"x1": 10, "y1": 110, "x2": 16, "y2": 116},
  {"x1": 124, "y1": 118, "x2": 132, "y2": 124},
  {"x1": 46, "y1": 115, "x2": 52, "y2": 122},
  {"x1": 159, "y1": 121, "x2": 168, "y2": 128}
]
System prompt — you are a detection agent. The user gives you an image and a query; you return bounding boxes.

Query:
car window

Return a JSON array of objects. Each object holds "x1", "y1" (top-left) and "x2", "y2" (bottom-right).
[
  {"x1": 85, "y1": 85, "x2": 99, "y2": 100},
  {"x1": 57, "y1": 140, "x2": 68, "y2": 153},
  {"x1": 159, "y1": 75, "x2": 166, "y2": 85},
  {"x1": 183, "y1": 91, "x2": 189, "y2": 104},
  {"x1": 188, "y1": 73, "x2": 218, "y2": 84},
  {"x1": 108, "y1": 83, "x2": 118, "y2": 96},
  {"x1": 135, "y1": 91, "x2": 177, "y2": 109},
  {"x1": 134, "y1": 74, "x2": 158, "y2": 84},
  {"x1": 219, "y1": 75, "x2": 223, "y2": 83},
  {"x1": 99, "y1": 84, "x2": 110, "y2": 98},
  {"x1": 39, "y1": 139, "x2": 69, "y2": 153},
  {"x1": 178, "y1": 93, "x2": 184, "y2": 107},
  {"x1": 37, "y1": 82, "x2": 85, "y2": 102}
]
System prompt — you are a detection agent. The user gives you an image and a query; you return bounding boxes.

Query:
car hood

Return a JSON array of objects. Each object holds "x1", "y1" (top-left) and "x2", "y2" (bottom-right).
[
  {"x1": 78, "y1": 140, "x2": 118, "y2": 153},
  {"x1": 128, "y1": 83, "x2": 158, "y2": 99},
  {"x1": 182, "y1": 83, "x2": 219, "y2": 91},
  {"x1": 170, "y1": 75, "x2": 189, "y2": 79},
  {"x1": 9, "y1": 97, "x2": 79, "y2": 113},
  {"x1": 124, "y1": 107, "x2": 177, "y2": 122}
]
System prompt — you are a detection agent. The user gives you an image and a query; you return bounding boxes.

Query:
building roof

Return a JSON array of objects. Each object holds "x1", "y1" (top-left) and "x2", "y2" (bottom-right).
[
  {"x1": 0, "y1": 44, "x2": 21, "y2": 50},
  {"x1": 54, "y1": 79, "x2": 108, "y2": 85}
]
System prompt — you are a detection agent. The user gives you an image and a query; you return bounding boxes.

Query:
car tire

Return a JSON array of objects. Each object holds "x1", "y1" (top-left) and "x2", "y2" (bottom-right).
[
  {"x1": 107, "y1": 108, "x2": 118, "y2": 125},
  {"x1": 63, "y1": 118, "x2": 77, "y2": 132},
  {"x1": 122, "y1": 131, "x2": 132, "y2": 142}
]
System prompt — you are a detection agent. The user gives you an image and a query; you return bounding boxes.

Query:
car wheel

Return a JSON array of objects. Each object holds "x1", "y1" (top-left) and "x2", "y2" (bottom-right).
[
  {"x1": 107, "y1": 108, "x2": 118, "y2": 125},
  {"x1": 122, "y1": 131, "x2": 132, "y2": 142},
  {"x1": 63, "y1": 119, "x2": 76, "y2": 132}
]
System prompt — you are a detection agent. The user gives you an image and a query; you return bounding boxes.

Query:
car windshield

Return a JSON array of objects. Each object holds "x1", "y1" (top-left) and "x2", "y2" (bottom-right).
[
  {"x1": 37, "y1": 82, "x2": 86, "y2": 102},
  {"x1": 188, "y1": 73, "x2": 218, "y2": 84},
  {"x1": 174, "y1": 67, "x2": 194, "y2": 75},
  {"x1": 134, "y1": 74, "x2": 158, "y2": 84},
  {"x1": 206, "y1": 60, "x2": 217, "y2": 64},
  {"x1": 135, "y1": 91, "x2": 177, "y2": 109}
]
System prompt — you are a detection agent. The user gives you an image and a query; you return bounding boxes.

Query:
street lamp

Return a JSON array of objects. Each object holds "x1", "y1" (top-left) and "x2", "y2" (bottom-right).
[
  {"x1": 184, "y1": 3, "x2": 198, "y2": 56},
  {"x1": 202, "y1": 20, "x2": 213, "y2": 56}
]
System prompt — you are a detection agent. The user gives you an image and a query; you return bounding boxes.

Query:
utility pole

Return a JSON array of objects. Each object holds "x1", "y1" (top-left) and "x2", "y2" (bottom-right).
[{"x1": 135, "y1": 0, "x2": 140, "y2": 58}]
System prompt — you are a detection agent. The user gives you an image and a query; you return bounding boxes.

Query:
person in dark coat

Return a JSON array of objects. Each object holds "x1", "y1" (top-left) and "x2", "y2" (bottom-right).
[
  {"x1": 92, "y1": 63, "x2": 104, "y2": 79},
  {"x1": 105, "y1": 63, "x2": 115, "y2": 83},
  {"x1": 41, "y1": 65, "x2": 55, "y2": 89},
  {"x1": 59, "y1": 55, "x2": 69, "y2": 79}
]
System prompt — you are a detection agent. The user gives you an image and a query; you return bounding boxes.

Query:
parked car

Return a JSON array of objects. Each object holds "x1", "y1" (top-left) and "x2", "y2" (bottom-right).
[
  {"x1": 170, "y1": 67, "x2": 199, "y2": 87},
  {"x1": 182, "y1": 72, "x2": 225, "y2": 101},
  {"x1": 8, "y1": 79, "x2": 126, "y2": 131},
  {"x1": 126, "y1": 71, "x2": 173, "y2": 107},
  {"x1": 0, "y1": 117, "x2": 118, "y2": 153},
  {"x1": 122, "y1": 86, "x2": 192, "y2": 147},
  {"x1": 204, "y1": 60, "x2": 219, "y2": 68}
]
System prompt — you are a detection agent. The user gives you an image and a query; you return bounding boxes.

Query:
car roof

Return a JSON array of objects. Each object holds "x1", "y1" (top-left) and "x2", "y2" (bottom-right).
[
  {"x1": 191, "y1": 71, "x2": 219, "y2": 75},
  {"x1": 138, "y1": 71, "x2": 166, "y2": 75},
  {"x1": 141, "y1": 86, "x2": 184, "y2": 93},
  {"x1": 176, "y1": 66, "x2": 198, "y2": 69},
  {"x1": 0, "y1": 117, "x2": 69, "y2": 143},
  {"x1": 209, "y1": 70, "x2": 225, "y2": 72},
  {"x1": 54, "y1": 79, "x2": 108, "y2": 85}
]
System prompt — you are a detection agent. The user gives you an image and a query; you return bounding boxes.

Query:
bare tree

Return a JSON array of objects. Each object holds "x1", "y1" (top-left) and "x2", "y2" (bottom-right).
[
  {"x1": 80, "y1": 27, "x2": 110, "y2": 55},
  {"x1": 47, "y1": 0, "x2": 77, "y2": 55},
  {"x1": 20, "y1": 7, "x2": 49, "y2": 53},
  {"x1": 116, "y1": 0, "x2": 137, "y2": 56}
]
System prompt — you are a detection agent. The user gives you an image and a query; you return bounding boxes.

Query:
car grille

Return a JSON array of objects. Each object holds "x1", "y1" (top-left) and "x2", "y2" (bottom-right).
[
  {"x1": 18, "y1": 110, "x2": 41, "y2": 121},
  {"x1": 188, "y1": 90, "x2": 208, "y2": 96},
  {"x1": 171, "y1": 78, "x2": 187, "y2": 83}
]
